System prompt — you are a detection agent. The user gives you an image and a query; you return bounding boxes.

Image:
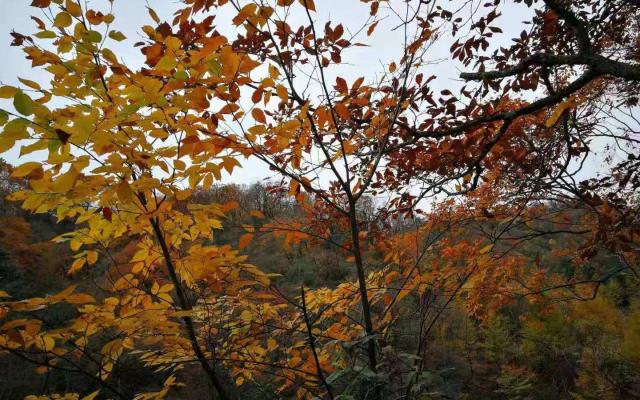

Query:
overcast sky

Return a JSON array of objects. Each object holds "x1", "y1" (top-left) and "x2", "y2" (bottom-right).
[
  {"x1": 0, "y1": 0, "x2": 409, "y2": 184},
  {"x1": 0, "y1": 1, "x2": 606, "y2": 187}
]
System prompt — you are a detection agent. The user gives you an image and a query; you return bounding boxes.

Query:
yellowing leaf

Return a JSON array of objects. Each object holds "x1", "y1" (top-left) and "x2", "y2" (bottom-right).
[
  {"x1": 53, "y1": 167, "x2": 79, "y2": 192},
  {"x1": 108, "y1": 30, "x2": 126, "y2": 41},
  {"x1": 35, "y1": 30, "x2": 56, "y2": 39},
  {"x1": 240, "y1": 310, "x2": 252, "y2": 322},
  {"x1": 0, "y1": 86, "x2": 18, "y2": 98},
  {"x1": 156, "y1": 55, "x2": 178, "y2": 71},
  {"x1": 176, "y1": 189, "x2": 192, "y2": 200},
  {"x1": 14, "y1": 91, "x2": 34, "y2": 116},
  {"x1": 147, "y1": 7, "x2": 160, "y2": 23},
  {"x1": 42, "y1": 336, "x2": 55, "y2": 351},
  {"x1": 86, "y1": 30, "x2": 102, "y2": 43},
  {"x1": 11, "y1": 162, "x2": 42, "y2": 178},
  {"x1": 116, "y1": 181, "x2": 134, "y2": 203},
  {"x1": 18, "y1": 78, "x2": 41, "y2": 90},
  {"x1": 54, "y1": 12, "x2": 72, "y2": 28},
  {"x1": 65, "y1": 0, "x2": 82, "y2": 17},
  {"x1": 102, "y1": 48, "x2": 117, "y2": 64},
  {"x1": 479, "y1": 244, "x2": 494, "y2": 254},
  {"x1": 66, "y1": 293, "x2": 95, "y2": 304},
  {"x1": 82, "y1": 390, "x2": 100, "y2": 400}
]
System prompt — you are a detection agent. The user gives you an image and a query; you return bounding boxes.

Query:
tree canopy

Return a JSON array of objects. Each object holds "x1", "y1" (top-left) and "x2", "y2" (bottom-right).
[{"x1": 0, "y1": 0, "x2": 638, "y2": 399}]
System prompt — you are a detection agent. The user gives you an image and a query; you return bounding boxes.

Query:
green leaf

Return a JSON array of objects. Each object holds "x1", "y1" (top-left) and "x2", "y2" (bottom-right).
[
  {"x1": 0, "y1": 86, "x2": 19, "y2": 98},
  {"x1": 0, "y1": 110, "x2": 8, "y2": 126},
  {"x1": 86, "y1": 30, "x2": 103, "y2": 43},
  {"x1": 156, "y1": 55, "x2": 177, "y2": 71},
  {"x1": 108, "y1": 30, "x2": 126, "y2": 41},
  {"x1": 13, "y1": 91, "x2": 34, "y2": 116},
  {"x1": 0, "y1": 119, "x2": 29, "y2": 153},
  {"x1": 35, "y1": 30, "x2": 57, "y2": 39},
  {"x1": 173, "y1": 70, "x2": 189, "y2": 81},
  {"x1": 2, "y1": 118, "x2": 28, "y2": 139},
  {"x1": 54, "y1": 12, "x2": 72, "y2": 28}
]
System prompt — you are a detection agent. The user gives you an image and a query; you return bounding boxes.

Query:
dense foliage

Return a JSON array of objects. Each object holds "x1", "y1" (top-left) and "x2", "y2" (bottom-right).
[{"x1": 0, "y1": 0, "x2": 638, "y2": 399}]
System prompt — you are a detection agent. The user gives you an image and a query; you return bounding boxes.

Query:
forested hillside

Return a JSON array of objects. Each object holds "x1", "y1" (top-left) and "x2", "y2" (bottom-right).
[{"x1": 0, "y1": 0, "x2": 638, "y2": 399}]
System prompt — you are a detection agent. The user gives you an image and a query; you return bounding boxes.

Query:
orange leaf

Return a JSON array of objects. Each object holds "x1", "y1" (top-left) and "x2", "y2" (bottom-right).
[
  {"x1": 298, "y1": 0, "x2": 315, "y2": 11},
  {"x1": 545, "y1": 97, "x2": 576, "y2": 128},
  {"x1": 276, "y1": 85, "x2": 288, "y2": 103},
  {"x1": 334, "y1": 103, "x2": 350, "y2": 120},
  {"x1": 239, "y1": 233, "x2": 254, "y2": 249},
  {"x1": 252, "y1": 108, "x2": 266, "y2": 124}
]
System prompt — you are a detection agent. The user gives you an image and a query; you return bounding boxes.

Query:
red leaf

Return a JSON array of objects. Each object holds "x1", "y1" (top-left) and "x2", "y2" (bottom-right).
[
  {"x1": 335, "y1": 77, "x2": 348, "y2": 94},
  {"x1": 30, "y1": 0, "x2": 51, "y2": 8},
  {"x1": 102, "y1": 207, "x2": 113, "y2": 222}
]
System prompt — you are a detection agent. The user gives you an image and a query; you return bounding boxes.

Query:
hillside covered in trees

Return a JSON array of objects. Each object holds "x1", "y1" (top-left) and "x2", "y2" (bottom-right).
[{"x1": 0, "y1": 0, "x2": 639, "y2": 399}]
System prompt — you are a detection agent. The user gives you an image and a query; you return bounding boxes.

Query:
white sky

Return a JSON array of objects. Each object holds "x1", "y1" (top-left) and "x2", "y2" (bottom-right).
[{"x1": 0, "y1": 0, "x2": 609, "y2": 187}]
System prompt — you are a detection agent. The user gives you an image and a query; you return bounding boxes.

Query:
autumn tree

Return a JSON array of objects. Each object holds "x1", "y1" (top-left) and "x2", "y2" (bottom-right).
[{"x1": 0, "y1": 0, "x2": 638, "y2": 399}]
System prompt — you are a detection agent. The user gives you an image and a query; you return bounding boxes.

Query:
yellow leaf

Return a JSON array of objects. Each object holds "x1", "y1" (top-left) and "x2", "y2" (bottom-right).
[
  {"x1": 82, "y1": 390, "x2": 100, "y2": 400},
  {"x1": 116, "y1": 181, "x2": 134, "y2": 203},
  {"x1": 53, "y1": 166, "x2": 78, "y2": 192},
  {"x1": 268, "y1": 64, "x2": 280, "y2": 79},
  {"x1": 176, "y1": 188, "x2": 192, "y2": 200},
  {"x1": 147, "y1": 7, "x2": 160, "y2": 23},
  {"x1": 102, "y1": 48, "x2": 117, "y2": 64},
  {"x1": 171, "y1": 310, "x2": 195, "y2": 318},
  {"x1": 42, "y1": 336, "x2": 55, "y2": 351},
  {"x1": 203, "y1": 173, "x2": 213, "y2": 190},
  {"x1": 240, "y1": 310, "x2": 252, "y2": 322},
  {"x1": 54, "y1": 11, "x2": 72, "y2": 28},
  {"x1": 65, "y1": 0, "x2": 82, "y2": 17},
  {"x1": 545, "y1": 97, "x2": 576, "y2": 128},
  {"x1": 68, "y1": 257, "x2": 86, "y2": 274},
  {"x1": 66, "y1": 293, "x2": 95, "y2": 304},
  {"x1": 0, "y1": 86, "x2": 18, "y2": 98},
  {"x1": 11, "y1": 162, "x2": 42, "y2": 178},
  {"x1": 18, "y1": 78, "x2": 41, "y2": 90},
  {"x1": 479, "y1": 244, "x2": 494, "y2": 254},
  {"x1": 156, "y1": 55, "x2": 178, "y2": 71},
  {"x1": 86, "y1": 250, "x2": 98, "y2": 265}
]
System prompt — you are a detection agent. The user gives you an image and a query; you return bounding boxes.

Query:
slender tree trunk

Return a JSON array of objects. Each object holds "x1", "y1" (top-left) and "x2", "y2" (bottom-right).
[
  {"x1": 347, "y1": 201, "x2": 378, "y2": 372},
  {"x1": 150, "y1": 218, "x2": 233, "y2": 400}
]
